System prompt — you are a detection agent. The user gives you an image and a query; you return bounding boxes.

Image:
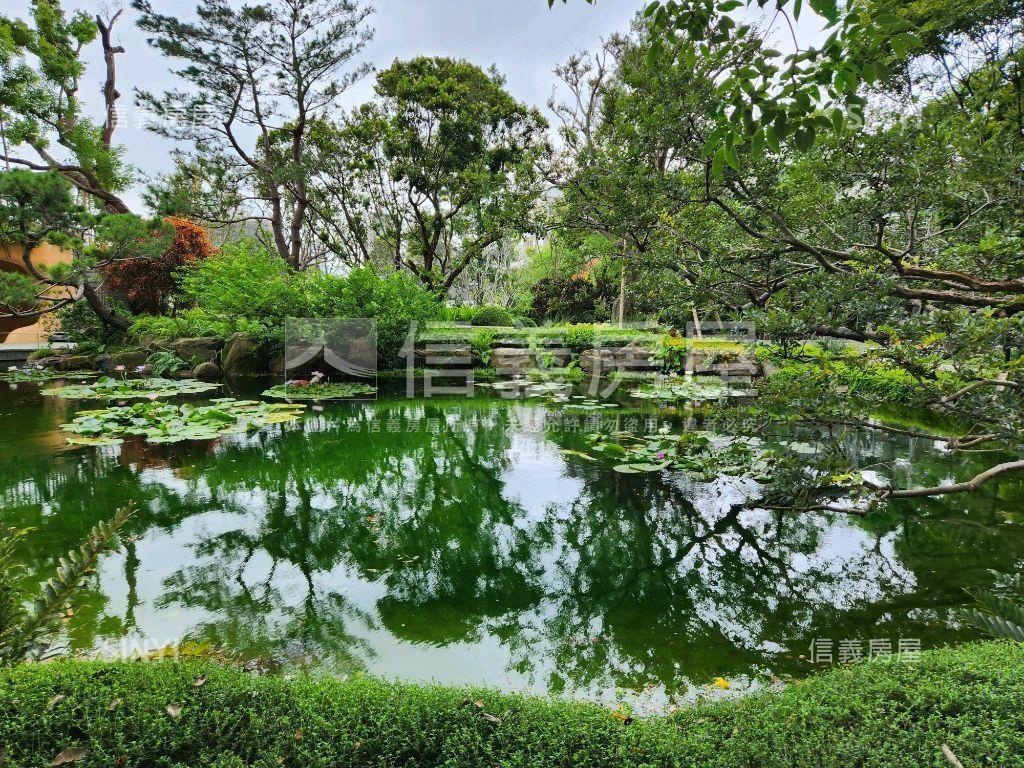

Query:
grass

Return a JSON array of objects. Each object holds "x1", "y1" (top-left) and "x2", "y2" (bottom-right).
[{"x1": 0, "y1": 642, "x2": 1022, "y2": 767}]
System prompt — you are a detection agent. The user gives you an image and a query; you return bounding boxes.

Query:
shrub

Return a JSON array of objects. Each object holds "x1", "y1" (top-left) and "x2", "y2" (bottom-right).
[
  {"x1": 178, "y1": 240, "x2": 305, "y2": 318},
  {"x1": 530, "y1": 275, "x2": 616, "y2": 323},
  {"x1": 103, "y1": 217, "x2": 216, "y2": 314},
  {"x1": 471, "y1": 305, "x2": 515, "y2": 327},
  {"x1": 0, "y1": 643, "x2": 1022, "y2": 767}
]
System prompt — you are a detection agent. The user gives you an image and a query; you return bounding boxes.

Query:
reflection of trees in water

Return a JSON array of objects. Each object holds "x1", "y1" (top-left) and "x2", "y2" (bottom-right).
[{"x1": 2, "y1": 397, "x2": 1024, "y2": 694}]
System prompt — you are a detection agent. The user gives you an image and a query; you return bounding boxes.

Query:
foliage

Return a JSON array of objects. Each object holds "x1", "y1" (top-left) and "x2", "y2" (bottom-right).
[
  {"x1": 133, "y1": 0, "x2": 373, "y2": 269},
  {"x1": 530, "y1": 275, "x2": 615, "y2": 323},
  {"x1": 175, "y1": 242, "x2": 438, "y2": 366},
  {"x1": 43, "y1": 376, "x2": 221, "y2": 401},
  {"x1": 0, "y1": 2, "x2": 132, "y2": 209},
  {"x1": 470, "y1": 306, "x2": 516, "y2": 327},
  {"x1": 0, "y1": 505, "x2": 134, "y2": 665},
  {"x1": 585, "y1": 426, "x2": 772, "y2": 480},
  {"x1": 629, "y1": 378, "x2": 745, "y2": 402},
  {"x1": 146, "y1": 350, "x2": 187, "y2": 377},
  {"x1": 0, "y1": 170, "x2": 172, "y2": 329},
  {"x1": 102, "y1": 217, "x2": 216, "y2": 314},
  {"x1": 3, "y1": 642, "x2": 1023, "y2": 766},
  {"x1": 59, "y1": 399, "x2": 306, "y2": 446},
  {"x1": 653, "y1": 336, "x2": 746, "y2": 373},
  {"x1": 961, "y1": 572, "x2": 1024, "y2": 643},
  {"x1": 762, "y1": 359, "x2": 942, "y2": 409},
  {"x1": 130, "y1": 310, "x2": 273, "y2": 347},
  {"x1": 1, "y1": 368, "x2": 97, "y2": 383},
  {"x1": 311, "y1": 57, "x2": 548, "y2": 293},
  {"x1": 263, "y1": 383, "x2": 377, "y2": 401},
  {"x1": 177, "y1": 240, "x2": 304, "y2": 318}
]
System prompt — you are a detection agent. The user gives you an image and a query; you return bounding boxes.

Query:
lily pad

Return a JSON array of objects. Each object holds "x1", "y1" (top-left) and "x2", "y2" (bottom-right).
[
  {"x1": 262, "y1": 382, "x2": 377, "y2": 401},
  {"x1": 60, "y1": 399, "x2": 306, "y2": 446},
  {"x1": 43, "y1": 377, "x2": 221, "y2": 400}
]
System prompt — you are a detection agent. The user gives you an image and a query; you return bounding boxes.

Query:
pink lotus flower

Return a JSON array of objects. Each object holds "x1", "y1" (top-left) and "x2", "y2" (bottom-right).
[{"x1": 114, "y1": 365, "x2": 126, "y2": 372}]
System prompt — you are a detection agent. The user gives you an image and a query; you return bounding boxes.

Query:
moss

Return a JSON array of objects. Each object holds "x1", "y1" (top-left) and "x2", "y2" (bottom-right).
[{"x1": 0, "y1": 642, "x2": 1022, "y2": 767}]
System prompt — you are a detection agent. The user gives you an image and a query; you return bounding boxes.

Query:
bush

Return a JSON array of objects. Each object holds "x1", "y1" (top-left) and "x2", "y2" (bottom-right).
[
  {"x1": 0, "y1": 643, "x2": 1022, "y2": 767},
  {"x1": 173, "y1": 243, "x2": 438, "y2": 367},
  {"x1": 471, "y1": 305, "x2": 516, "y2": 327},
  {"x1": 104, "y1": 217, "x2": 216, "y2": 314},
  {"x1": 178, "y1": 240, "x2": 306, "y2": 319},
  {"x1": 57, "y1": 296, "x2": 130, "y2": 351}
]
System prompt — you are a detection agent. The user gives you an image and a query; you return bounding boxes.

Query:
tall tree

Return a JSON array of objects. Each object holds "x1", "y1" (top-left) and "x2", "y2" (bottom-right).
[
  {"x1": 308, "y1": 57, "x2": 549, "y2": 295},
  {"x1": 0, "y1": 170, "x2": 171, "y2": 328},
  {"x1": 134, "y1": 0, "x2": 374, "y2": 270},
  {"x1": 0, "y1": 0, "x2": 131, "y2": 213}
]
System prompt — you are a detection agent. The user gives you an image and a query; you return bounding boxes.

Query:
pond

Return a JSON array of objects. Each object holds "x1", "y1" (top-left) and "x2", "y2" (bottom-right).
[{"x1": 1, "y1": 378, "x2": 1023, "y2": 712}]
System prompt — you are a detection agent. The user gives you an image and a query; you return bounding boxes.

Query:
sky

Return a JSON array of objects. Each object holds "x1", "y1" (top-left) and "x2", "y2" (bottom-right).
[{"x1": 15, "y1": 0, "x2": 829, "y2": 211}]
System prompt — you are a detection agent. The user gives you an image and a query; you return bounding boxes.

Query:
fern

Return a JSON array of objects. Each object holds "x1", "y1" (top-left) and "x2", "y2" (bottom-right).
[
  {"x1": 147, "y1": 350, "x2": 187, "y2": 377},
  {"x1": 0, "y1": 505, "x2": 136, "y2": 665},
  {"x1": 959, "y1": 572, "x2": 1024, "y2": 642}
]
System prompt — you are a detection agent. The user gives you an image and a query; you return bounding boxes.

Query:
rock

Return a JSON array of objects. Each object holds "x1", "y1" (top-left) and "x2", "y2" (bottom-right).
[
  {"x1": 714, "y1": 360, "x2": 761, "y2": 378},
  {"x1": 170, "y1": 337, "x2": 223, "y2": 367},
  {"x1": 492, "y1": 347, "x2": 538, "y2": 373},
  {"x1": 95, "y1": 350, "x2": 148, "y2": 374},
  {"x1": 191, "y1": 361, "x2": 222, "y2": 382},
  {"x1": 578, "y1": 345, "x2": 657, "y2": 373},
  {"x1": 29, "y1": 355, "x2": 63, "y2": 369},
  {"x1": 221, "y1": 332, "x2": 270, "y2": 377},
  {"x1": 56, "y1": 355, "x2": 95, "y2": 371}
]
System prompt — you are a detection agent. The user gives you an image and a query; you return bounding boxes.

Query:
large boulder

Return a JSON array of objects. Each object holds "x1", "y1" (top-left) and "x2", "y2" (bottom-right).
[
  {"x1": 55, "y1": 354, "x2": 95, "y2": 371},
  {"x1": 170, "y1": 337, "x2": 223, "y2": 367},
  {"x1": 191, "y1": 361, "x2": 222, "y2": 382},
  {"x1": 221, "y1": 332, "x2": 271, "y2": 377},
  {"x1": 95, "y1": 349, "x2": 148, "y2": 374}
]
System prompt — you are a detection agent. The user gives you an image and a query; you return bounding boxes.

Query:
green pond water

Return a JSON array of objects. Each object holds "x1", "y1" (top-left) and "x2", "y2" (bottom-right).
[{"x1": 1, "y1": 378, "x2": 1023, "y2": 711}]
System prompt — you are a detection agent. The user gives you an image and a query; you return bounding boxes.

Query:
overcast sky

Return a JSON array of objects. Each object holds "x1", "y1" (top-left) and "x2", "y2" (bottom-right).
[{"x1": 18, "y1": 1, "x2": 827, "y2": 211}]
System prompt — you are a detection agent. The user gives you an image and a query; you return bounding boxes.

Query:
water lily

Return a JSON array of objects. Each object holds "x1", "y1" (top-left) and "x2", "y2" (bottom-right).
[
  {"x1": 147, "y1": 393, "x2": 160, "y2": 401},
  {"x1": 7, "y1": 366, "x2": 16, "y2": 372},
  {"x1": 135, "y1": 365, "x2": 146, "y2": 373},
  {"x1": 114, "y1": 365, "x2": 126, "y2": 372}
]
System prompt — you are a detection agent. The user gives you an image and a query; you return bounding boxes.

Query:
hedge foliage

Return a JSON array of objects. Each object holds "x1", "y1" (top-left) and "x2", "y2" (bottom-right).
[{"x1": 1, "y1": 642, "x2": 1022, "y2": 767}]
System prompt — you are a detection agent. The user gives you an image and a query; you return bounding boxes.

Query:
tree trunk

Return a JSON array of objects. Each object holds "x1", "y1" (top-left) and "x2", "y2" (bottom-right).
[{"x1": 83, "y1": 281, "x2": 129, "y2": 332}]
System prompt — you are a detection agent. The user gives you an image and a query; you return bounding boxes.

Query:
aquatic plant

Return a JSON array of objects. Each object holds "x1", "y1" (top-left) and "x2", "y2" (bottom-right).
[
  {"x1": 42, "y1": 376, "x2": 221, "y2": 400},
  {"x1": 60, "y1": 399, "x2": 305, "y2": 446},
  {"x1": 1, "y1": 368, "x2": 99, "y2": 383},
  {"x1": 262, "y1": 382, "x2": 377, "y2": 401}
]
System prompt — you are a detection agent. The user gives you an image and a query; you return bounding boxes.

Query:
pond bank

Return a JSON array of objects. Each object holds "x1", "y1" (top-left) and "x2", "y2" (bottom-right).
[{"x1": 1, "y1": 642, "x2": 1021, "y2": 767}]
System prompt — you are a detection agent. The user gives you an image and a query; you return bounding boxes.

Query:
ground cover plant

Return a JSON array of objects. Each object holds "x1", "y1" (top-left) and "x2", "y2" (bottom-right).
[{"x1": 0, "y1": 643, "x2": 1022, "y2": 768}]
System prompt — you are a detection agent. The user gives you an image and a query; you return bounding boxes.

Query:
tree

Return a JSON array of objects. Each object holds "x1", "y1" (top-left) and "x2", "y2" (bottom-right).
[
  {"x1": 103, "y1": 217, "x2": 216, "y2": 315},
  {"x1": 309, "y1": 57, "x2": 549, "y2": 295},
  {"x1": 0, "y1": 0, "x2": 131, "y2": 212},
  {"x1": 134, "y1": 0, "x2": 374, "y2": 270},
  {"x1": 0, "y1": 170, "x2": 172, "y2": 330}
]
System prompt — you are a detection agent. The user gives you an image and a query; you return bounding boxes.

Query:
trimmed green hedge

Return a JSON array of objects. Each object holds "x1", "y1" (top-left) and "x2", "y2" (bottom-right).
[{"x1": 1, "y1": 642, "x2": 1022, "y2": 767}]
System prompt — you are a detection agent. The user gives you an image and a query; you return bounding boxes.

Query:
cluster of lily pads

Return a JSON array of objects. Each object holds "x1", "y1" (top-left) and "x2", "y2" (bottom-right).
[
  {"x1": 43, "y1": 376, "x2": 221, "y2": 400},
  {"x1": 2, "y1": 366, "x2": 99, "y2": 383},
  {"x1": 61, "y1": 399, "x2": 306, "y2": 446},
  {"x1": 582, "y1": 427, "x2": 774, "y2": 478},
  {"x1": 262, "y1": 382, "x2": 377, "y2": 401},
  {"x1": 629, "y1": 378, "x2": 749, "y2": 402}
]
